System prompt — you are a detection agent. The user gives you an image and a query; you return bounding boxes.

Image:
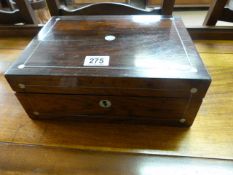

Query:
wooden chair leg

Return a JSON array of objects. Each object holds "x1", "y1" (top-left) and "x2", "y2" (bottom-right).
[
  {"x1": 15, "y1": 0, "x2": 38, "y2": 24},
  {"x1": 46, "y1": 0, "x2": 60, "y2": 16},
  {"x1": 203, "y1": 0, "x2": 228, "y2": 26},
  {"x1": 161, "y1": 0, "x2": 175, "y2": 15}
]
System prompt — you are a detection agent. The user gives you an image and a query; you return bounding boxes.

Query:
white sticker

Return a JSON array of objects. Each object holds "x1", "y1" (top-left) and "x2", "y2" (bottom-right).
[{"x1": 84, "y1": 56, "x2": 110, "y2": 66}]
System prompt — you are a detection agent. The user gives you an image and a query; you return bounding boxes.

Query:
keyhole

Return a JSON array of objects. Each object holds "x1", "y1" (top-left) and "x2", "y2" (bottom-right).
[
  {"x1": 103, "y1": 101, "x2": 107, "y2": 106},
  {"x1": 99, "y1": 100, "x2": 111, "y2": 108}
]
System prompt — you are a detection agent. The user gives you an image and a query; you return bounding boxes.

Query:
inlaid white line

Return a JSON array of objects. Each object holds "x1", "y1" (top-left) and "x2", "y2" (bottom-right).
[
  {"x1": 182, "y1": 94, "x2": 193, "y2": 118},
  {"x1": 22, "y1": 42, "x2": 42, "y2": 66},
  {"x1": 19, "y1": 84, "x2": 188, "y2": 91},
  {"x1": 24, "y1": 65, "x2": 194, "y2": 72},
  {"x1": 38, "y1": 18, "x2": 59, "y2": 41},
  {"x1": 23, "y1": 19, "x2": 59, "y2": 66},
  {"x1": 172, "y1": 20, "x2": 194, "y2": 68}
]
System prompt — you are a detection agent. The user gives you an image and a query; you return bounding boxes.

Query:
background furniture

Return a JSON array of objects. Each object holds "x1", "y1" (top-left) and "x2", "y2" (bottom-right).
[
  {"x1": 69, "y1": 0, "x2": 213, "y2": 7},
  {"x1": 68, "y1": 0, "x2": 149, "y2": 9},
  {"x1": 0, "y1": 0, "x2": 37, "y2": 24},
  {"x1": 46, "y1": 0, "x2": 175, "y2": 16},
  {"x1": 203, "y1": 0, "x2": 233, "y2": 26},
  {"x1": 30, "y1": 0, "x2": 46, "y2": 10},
  {"x1": 0, "y1": 0, "x2": 47, "y2": 11},
  {"x1": 0, "y1": 0, "x2": 16, "y2": 10}
]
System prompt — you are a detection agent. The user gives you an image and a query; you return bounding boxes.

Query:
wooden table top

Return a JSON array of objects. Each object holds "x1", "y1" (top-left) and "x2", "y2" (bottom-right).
[
  {"x1": 0, "y1": 142, "x2": 233, "y2": 175},
  {"x1": 0, "y1": 37, "x2": 233, "y2": 174}
]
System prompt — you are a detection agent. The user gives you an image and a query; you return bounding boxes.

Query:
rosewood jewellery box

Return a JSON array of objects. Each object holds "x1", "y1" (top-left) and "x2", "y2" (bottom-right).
[{"x1": 5, "y1": 15, "x2": 211, "y2": 127}]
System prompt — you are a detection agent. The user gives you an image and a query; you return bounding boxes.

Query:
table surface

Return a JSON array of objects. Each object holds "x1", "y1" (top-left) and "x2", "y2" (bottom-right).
[{"x1": 0, "y1": 37, "x2": 233, "y2": 174}]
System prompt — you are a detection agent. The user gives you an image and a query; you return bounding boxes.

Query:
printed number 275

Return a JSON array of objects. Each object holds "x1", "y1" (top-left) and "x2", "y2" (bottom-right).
[{"x1": 89, "y1": 58, "x2": 104, "y2": 64}]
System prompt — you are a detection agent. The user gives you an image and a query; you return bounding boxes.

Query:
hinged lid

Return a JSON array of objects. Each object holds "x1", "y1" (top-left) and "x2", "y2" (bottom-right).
[{"x1": 5, "y1": 15, "x2": 211, "y2": 98}]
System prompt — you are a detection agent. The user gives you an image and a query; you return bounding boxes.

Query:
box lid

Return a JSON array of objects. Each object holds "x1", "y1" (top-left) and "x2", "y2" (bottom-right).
[{"x1": 5, "y1": 15, "x2": 211, "y2": 98}]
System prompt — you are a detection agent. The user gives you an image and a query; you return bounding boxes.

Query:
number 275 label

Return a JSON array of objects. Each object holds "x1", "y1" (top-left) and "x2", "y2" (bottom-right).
[{"x1": 84, "y1": 56, "x2": 110, "y2": 66}]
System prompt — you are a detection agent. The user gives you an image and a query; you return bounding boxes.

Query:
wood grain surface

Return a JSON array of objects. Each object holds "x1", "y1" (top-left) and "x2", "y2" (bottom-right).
[
  {"x1": 0, "y1": 142, "x2": 232, "y2": 175},
  {"x1": 4, "y1": 16, "x2": 211, "y2": 126},
  {"x1": 0, "y1": 37, "x2": 233, "y2": 164}
]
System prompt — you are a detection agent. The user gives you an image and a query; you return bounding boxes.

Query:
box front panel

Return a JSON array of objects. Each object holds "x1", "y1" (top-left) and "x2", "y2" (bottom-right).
[{"x1": 16, "y1": 93, "x2": 202, "y2": 126}]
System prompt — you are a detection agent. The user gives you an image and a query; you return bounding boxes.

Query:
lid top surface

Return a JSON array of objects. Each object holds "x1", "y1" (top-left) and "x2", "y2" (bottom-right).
[{"x1": 6, "y1": 16, "x2": 210, "y2": 80}]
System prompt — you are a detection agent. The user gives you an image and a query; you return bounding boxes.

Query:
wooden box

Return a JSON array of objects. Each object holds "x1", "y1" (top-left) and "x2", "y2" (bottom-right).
[{"x1": 5, "y1": 16, "x2": 211, "y2": 126}]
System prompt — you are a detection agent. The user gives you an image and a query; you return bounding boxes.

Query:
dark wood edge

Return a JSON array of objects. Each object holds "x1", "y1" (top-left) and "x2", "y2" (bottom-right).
[
  {"x1": 0, "y1": 24, "x2": 232, "y2": 40},
  {"x1": 188, "y1": 26, "x2": 233, "y2": 40},
  {"x1": 172, "y1": 6, "x2": 209, "y2": 11},
  {"x1": 0, "y1": 24, "x2": 42, "y2": 37}
]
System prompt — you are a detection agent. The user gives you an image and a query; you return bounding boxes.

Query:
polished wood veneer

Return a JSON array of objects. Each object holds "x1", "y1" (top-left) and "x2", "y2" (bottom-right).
[
  {"x1": 0, "y1": 37, "x2": 232, "y2": 164},
  {"x1": 5, "y1": 15, "x2": 211, "y2": 126}
]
